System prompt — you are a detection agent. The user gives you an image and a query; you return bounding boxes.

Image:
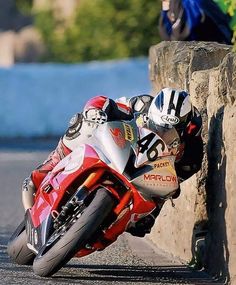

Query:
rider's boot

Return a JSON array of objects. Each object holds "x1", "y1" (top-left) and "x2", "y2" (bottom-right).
[
  {"x1": 21, "y1": 139, "x2": 71, "y2": 211},
  {"x1": 126, "y1": 199, "x2": 165, "y2": 237},
  {"x1": 126, "y1": 186, "x2": 181, "y2": 237}
]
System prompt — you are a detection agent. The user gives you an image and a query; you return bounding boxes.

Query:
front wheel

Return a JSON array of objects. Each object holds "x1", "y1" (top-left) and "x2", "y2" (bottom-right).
[
  {"x1": 7, "y1": 221, "x2": 35, "y2": 265},
  {"x1": 33, "y1": 188, "x2": 115, "y2": 277}
]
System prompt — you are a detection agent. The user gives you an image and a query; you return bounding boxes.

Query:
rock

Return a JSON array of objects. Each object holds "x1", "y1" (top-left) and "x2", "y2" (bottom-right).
[
  {"x1": 148, "y1": 41, "x2": 235, "y2": 283},
  {"x1": 149, "y1": 41, "x2": 231, "y2": 93}
]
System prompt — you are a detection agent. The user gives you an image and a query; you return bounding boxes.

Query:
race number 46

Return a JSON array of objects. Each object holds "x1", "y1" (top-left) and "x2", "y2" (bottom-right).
[{"x1": 137, "y1": 133, "x2": 165, "y2": 161}]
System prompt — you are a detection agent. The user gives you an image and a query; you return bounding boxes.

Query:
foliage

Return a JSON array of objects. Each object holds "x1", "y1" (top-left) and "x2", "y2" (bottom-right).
[
  {"x1": 221, "y1": 0, "x2": 236, "y2": 44},
  {"x1": 34, "y1": 0, "x2": 161, "y2": 62},
  {"x1": 224, "y1": 0, "x2": 236, "y2": 16}
]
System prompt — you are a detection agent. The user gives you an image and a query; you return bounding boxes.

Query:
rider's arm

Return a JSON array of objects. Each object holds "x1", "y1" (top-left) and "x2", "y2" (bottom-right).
[
  {"x1": 63, "y1": 95, "x2": 133, "y2": 148},
  {"x1": 117, "y1": 95, "x2": 153, "y2": 114},
  {"x1": 175, "y1": 135, "x2": 203, "y2": 181},
  {"x1": 84, "y1": 95, "x2": 132, "y2": 121},
  {"x1": 175, "y1": 107, "x2": 203, "y2": 181},
  {"x1": 63, "y1": 96, "x2": 111, "y2": 142}
]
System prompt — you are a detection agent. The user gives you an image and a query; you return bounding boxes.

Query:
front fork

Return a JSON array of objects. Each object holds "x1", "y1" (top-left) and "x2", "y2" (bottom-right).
[{"x1": 53, "y1": 169, "x2": 106, "y2": 227}]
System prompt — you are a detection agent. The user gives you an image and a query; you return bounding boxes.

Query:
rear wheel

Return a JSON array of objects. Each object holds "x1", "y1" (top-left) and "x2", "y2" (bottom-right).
[
  {"x1": 7, "y1": 221, "x2": 35, "y2": 265},
  {"x1": 33, "y1": 188, "x2": 114, "y2": 277}
]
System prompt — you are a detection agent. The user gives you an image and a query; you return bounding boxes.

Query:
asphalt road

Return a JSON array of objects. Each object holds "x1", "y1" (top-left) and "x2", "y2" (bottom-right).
[{"x1": 0, "y1": 139, "x2": 220, "y2": 285}]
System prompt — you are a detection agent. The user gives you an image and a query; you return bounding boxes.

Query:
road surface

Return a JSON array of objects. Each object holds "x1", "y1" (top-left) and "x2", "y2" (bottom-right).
[{"x1": 0, "y1": 139, "x2": 220, "y2": 284}]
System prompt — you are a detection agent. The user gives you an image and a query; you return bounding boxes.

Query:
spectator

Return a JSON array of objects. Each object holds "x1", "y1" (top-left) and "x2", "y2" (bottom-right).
[{"x1": 158, "y1": 0, "x2": 233, "y2": 44}]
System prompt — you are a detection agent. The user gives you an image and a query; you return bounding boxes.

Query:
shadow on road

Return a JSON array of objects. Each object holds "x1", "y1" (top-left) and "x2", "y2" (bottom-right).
[
  {"x1": 0, "y1": 230, "x2": 221, "y2": 284},
  {"x1": 53, "y1": 263, "x2": 221, "y2": 284}
]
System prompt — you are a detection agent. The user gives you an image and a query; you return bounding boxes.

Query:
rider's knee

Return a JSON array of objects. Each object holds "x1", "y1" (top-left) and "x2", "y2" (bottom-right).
[{"x1": 21, "y1": 176, "x2": 36, "y2": 211}]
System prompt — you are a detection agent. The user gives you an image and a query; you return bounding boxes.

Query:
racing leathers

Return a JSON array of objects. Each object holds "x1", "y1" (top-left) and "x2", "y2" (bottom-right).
[{"x1": 22, "y1": 94, "x2": 203, "y2": 237}]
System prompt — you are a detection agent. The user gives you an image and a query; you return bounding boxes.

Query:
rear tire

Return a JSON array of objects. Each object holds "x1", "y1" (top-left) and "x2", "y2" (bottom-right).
[
  {"x1": 7, "y1": 221, "x2": 35, "y2": 265},
  {"x1": 33, "y1": 188, "x2": 114, "y2": 277}
]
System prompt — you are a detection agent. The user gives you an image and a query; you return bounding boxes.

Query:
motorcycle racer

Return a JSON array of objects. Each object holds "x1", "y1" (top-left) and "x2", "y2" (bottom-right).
[{"x1": 22, "y1": 87, "x2": 203, "y2": 237}]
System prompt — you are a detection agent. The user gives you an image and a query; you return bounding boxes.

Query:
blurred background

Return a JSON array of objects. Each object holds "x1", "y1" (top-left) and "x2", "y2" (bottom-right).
[
  {"x1": 0, "y1": 0, "x2": 162, "y2": 138},
  {"x1": 0, "y1": 0, "x2": 235, "y2": 138}
]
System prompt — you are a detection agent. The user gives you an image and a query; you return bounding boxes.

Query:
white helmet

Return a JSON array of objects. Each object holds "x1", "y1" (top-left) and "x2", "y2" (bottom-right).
[{"x1": 148, "y1": 88, "x2": 193, "y2": 135}]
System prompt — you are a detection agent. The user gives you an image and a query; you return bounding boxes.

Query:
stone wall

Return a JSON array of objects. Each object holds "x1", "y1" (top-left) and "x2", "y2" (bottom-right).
[{"x1": 148, "y1": 41, "x2": 236, "y2": 284}]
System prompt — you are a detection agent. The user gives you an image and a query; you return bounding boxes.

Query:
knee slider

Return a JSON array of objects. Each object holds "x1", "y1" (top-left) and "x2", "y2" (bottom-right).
[
  {"x1": 22, "y1": 177, "x2": 36, "y2": 193},
  {"x1": 22, "y1": 177, "x2": 36, "y2": 211}
]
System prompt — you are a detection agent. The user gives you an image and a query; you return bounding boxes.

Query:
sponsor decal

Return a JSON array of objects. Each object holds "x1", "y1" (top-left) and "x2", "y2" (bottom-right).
[
  {"x1": 143, "y1": 174, "x2": 177, "y2": 183},
  {"x1": 110, "y1": 128, "x2": 126, "y2": 148},
  {"x1": 123, "y1": 123, "x2": 134, "y2": 142},
  {"x1": 161, "y1": 114, "x2": 180, "y2": 125},
  {"x1": 154, "y1": 161, "x2": 170, "y2": 168}
]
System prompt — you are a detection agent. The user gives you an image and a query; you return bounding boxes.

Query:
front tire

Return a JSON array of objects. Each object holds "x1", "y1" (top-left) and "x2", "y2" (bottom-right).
[
  {"x1": 7, "y1": 221, "x2": 35, "y2": 265},
  {"x1": 33, "y1": 188, "x2": 114, "y2": 277}
]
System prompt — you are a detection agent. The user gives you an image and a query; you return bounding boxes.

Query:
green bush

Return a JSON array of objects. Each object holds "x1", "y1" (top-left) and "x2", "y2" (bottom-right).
[
  {"x1": 35, "y1": 0, "x2": 161, "y2": 62},
  {"x1": 219, "y1": 0, "x2": 236, "y2": 44}
]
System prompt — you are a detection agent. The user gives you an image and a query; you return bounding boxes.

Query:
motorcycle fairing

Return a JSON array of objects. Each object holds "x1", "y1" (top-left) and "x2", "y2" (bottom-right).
[
  {"x1": 96, "y1": 122, "x2": 179, "y2": 197},
  {"x1": 75, "y1": 182, "x2": 157, "y2": 258},
  {"x1": 27, "y1": 119, "x2": 180, "y2": 257},
  {"x1": 92, "y1": 121, "x2": 138, "y2": 174},
  {"x1": 131, "y1": 156, "x2": 179, "y2": 197},
  {"x1": 133, "y1": 127, "x2": 169, "y2": 167},
  {"x1": 30, "y1": 144, "x2": 107, "y2": 228}
]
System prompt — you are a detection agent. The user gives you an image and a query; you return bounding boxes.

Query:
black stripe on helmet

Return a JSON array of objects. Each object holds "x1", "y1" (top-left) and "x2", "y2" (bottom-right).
[
  {"x1": 167, "y1": 89, "x2": 176, "y2": 114},
  {"x1": 156, "y1": 91, "x2": 164, "y2": 111}
]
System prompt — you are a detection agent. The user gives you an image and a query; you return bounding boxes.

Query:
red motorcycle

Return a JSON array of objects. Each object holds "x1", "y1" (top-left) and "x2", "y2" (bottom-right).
[{"x1": 7, "y1": 117, "x2": 180, "y2": 277}]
